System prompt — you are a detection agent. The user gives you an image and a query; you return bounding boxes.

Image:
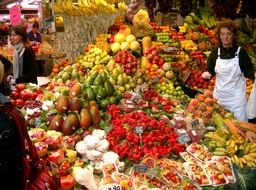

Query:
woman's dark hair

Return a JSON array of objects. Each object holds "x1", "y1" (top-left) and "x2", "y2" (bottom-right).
[
  {"x1": 32, "y1": 22, "x2": 39, "y2": 28},
  {"x1": 11, "y1": 25, "x2": 30, "y2": 47},
  {"x1": 214, "y1": 19, "x2": 241, "y2": 46}
]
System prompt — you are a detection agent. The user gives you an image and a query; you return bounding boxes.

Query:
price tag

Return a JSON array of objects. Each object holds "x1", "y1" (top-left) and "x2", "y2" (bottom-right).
[
  {"x1": 134, "y1": 126, "x2": 144, "y2": 135},
  {"x1": 178, "y1": 133, "x2": 191, "y2": 144},
  {"x1": 153, "y1": 76, "x2": 159, "y2": 83},
  {"x1": 146, "y1": 167, "x2": 159, "y2": 179},
  {"x1": 134, "y1": 164, "x2": 148, "y2": 173},
  {"x1": 99, "y1": 184, "x2": 122, "y2": 190},
  {"x1": 135, "y1": 126, "x2": 144, "y2": 146},
  {"x1": 191, "y1": 119, "x2": 199, "y2": 127}
]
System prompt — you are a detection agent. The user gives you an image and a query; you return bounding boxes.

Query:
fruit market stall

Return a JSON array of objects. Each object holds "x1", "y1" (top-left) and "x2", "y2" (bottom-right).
[{"x1": 8, "y1": 1, "x2": 256, "y2": 190}]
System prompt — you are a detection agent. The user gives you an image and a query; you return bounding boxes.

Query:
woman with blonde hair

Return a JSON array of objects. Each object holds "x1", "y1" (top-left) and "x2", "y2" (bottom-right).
[{"x1": 202, "y1": 19, "x2": 255, "y2": 121}]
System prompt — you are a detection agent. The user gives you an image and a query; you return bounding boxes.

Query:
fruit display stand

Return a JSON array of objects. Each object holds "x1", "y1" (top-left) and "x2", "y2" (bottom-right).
[{"x1": 9, "y1": 4, "x2": 256, "y2": 190}]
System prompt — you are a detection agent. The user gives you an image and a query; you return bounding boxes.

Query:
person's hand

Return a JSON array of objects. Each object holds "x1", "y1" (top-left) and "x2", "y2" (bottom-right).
[
  {"x1": 10, "y1": 78, "x2": 16, "y2": 85},
  {"x1": 202, "y1": 71, "x2": 212, "y2": 80},
  {"x1": 254, "y1": 72, "x2": 256, "y2": 78},
  {"x1": 6, "y1": 75, "x2": 13, "y2": 82}
]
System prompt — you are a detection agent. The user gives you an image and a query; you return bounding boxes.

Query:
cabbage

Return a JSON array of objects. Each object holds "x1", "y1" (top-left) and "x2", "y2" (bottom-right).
[{"x1": 225, "y1": 166, "x2": 256, "y2": 190}]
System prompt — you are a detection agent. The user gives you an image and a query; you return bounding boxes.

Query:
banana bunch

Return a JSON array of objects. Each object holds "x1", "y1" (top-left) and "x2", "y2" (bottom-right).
[
  {"x1": 226, "y1": 136, "x2": 245, "y2": 155},
  {"x1": 231, "y1": 143, "x2": 256, "y2": 168},
  {"x1": 49, "y1": 0, "x2": 127, "y2": 16},
  {"x1": 203, "y1": 129, "x2": 231, "y2": 156}
]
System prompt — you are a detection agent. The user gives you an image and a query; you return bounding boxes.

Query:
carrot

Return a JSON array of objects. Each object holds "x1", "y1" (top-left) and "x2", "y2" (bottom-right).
[
  {"x1": 237, "y1": 121, "x2": 256, "y2": 133},
  {"x1": 246, "y1": 131, "x2": 256, "y2": 143},
  {"x1": 223, "y1": 119, "x2": 246, "y2": 139}
]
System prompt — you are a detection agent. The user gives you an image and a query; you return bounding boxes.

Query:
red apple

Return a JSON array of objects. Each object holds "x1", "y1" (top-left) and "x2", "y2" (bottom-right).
[
  {"x1": 16, "y1": 83, "x2": 26, "y2": 91},
  {"x1": 48, "y1": 149, "x2": 65, "y2": 165},
  {"x1": 11, "y1": 90, "x2": 20, "y2": 99}
]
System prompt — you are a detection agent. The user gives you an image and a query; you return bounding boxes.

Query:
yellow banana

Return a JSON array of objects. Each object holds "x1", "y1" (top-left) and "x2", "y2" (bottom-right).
[
  {"x1": 233, "y1": 155, "x2": 240, "y2": 165},
  {"x1": 234, "y1": 144, "x2": 238, "y2": 152},
  {"x1": 78, "y1": 0, "x2": 85, "y2": 7},
  {"x1": 66, "y1": 0, "x2": 73, "y2": 10},
  {"x1": 239, "y1": 144, "x2": 244, "y2": 150},
  {"x1": 249, "y1": 144, "x2": 256, "y2": 153},
  {"x1": 230, "y1": 139, "x2": 235, "y2": 148},
  {"x1": 61, "y1": 0, "x2": 70, "y2": 11},
  {"x1": 250, "y1": 143, "x2": 256, "y2": 149},
  {"x1": 240, "y1": 157, "x2": 247, "y2": 164},
  {"x1": 247, "y1": 162, "x2": 253, "y2": 167},
  {"x1": 51, "y1": 0, "x2": 64, "y2": 13},
  {"x1": 95, "y1": 0, "x2": 109, "y2": 7},
  {"x1": 244, "y1": 154, "x2": 254, "y2": 162},
  {"x1": 248, "y1": 152, "x2": 256, "y2": 158},
  {"x1": 239, "y1": 162, "x2": 244, "y2": 168},
  {"x1": 230, "y1": 156, "x2": 235, "y2": 163},
  {"x1": 244, "y1": 144, "x2": 251, "y2": 154},
  {"x1": 118, "y1": 2, "x2": 128, "y2": 11}
]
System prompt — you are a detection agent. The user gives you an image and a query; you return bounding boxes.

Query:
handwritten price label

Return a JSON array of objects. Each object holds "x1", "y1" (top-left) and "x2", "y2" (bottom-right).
[
  {"x1": 99, "y1": 184, "x2": 122, "y2": 190},
  {"x1": 134, "y1": 164, "x2": 148, "y2": 173},
  {"x1": 134, "y1": 126, "x2": 144, "y2": 135}
]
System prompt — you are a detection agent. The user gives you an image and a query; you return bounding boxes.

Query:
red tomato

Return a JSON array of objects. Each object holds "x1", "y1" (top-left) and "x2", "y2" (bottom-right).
[
  {"x1": 59, "y1": 161, "x2": 70, "y2": 176},
  {"x1": 31, "y1": 91, "x2": 38, "y2": 100},
  {"x1": 20, "y1": 90, "x2": 30, "y2": 100},
  {"x1": 16, "y1": 83, "x2": 26, "y2": 91},
  {"x1": 48, "y1": 149, "x2": 65, "y2": 165},
  {"x1": 15, "y1": 99, "x2": 24, "y2": 107},
  {"x1": 10, "y1": 90, "x2": 20, "y2": 99},
  {"x1": 60, "y1": 175, "x2": 75, "y2": 190}
]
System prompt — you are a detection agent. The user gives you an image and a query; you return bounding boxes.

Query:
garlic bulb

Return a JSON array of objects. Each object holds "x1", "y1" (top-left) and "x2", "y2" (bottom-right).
[
  {"x1": 83, "y1": 135, "x2": 100, "y2": 150},
  {"x1": 96, "y1": 139, "x2": 109, "y2": 152}
]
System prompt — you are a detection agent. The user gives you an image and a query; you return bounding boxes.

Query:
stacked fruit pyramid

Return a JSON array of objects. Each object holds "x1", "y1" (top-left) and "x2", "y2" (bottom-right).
[{"x1": 9, "y1": 8, "x2": 256, "y2": 190}]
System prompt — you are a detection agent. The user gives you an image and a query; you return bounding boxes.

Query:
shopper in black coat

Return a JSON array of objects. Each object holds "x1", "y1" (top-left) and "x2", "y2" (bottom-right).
[{"x1": 7, "y1": 25, "x2": 39, "y2": 85}]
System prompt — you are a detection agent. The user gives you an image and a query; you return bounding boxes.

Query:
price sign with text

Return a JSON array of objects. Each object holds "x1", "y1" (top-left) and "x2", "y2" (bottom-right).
[{"x1": 99, "y1": 184, "x2": 122, "y2": 190}]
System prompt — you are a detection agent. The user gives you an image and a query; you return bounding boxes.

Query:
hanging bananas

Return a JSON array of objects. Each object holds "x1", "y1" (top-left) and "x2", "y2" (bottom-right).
[{"x1": 48, "y1": 0, "x2": 127, "y2": 16}]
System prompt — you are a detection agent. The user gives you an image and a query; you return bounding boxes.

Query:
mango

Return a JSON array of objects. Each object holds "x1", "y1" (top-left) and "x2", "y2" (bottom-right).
[
  {"x1": 96, "y1": 86, "x2": 107, "y2": 99},
  {"x1": 89, "y1": 106, "x2": 101, "y2": 125},
  {"x1": 100, "y1": 99, "x2": 110, "y2": 109},
  {"x1": 88, "y1": 100, "x2": 98, "y2": 109},
  {"x1": 49, "y1": 114, "x2": 63, "y2": 132},
  {"x1": 80, "y1": 108, "x2": 92, "y2": 128},
  {"x1": 85, "y1": 71, "x2": 98, "y2": 86},
  {"x1": 117, "y1": 75, "x2": 124, "y2": 86},
  {"x1": 100, "y1": 71, "x2": 108, "y2": 81},
  {"x1": 69, "y1": 83, "x2": 81, "y2": 98},
  {"x1": 107, "y1": 59, "x2": 116, "y2": 72},
  {"x1": 93, "y1": 74, "x2": 103, "y2": 86},
  {"x1": 69, "y1": 97, "x2": 82, "y2": 112},
  {"x1": 62, "y1": 113, "x2": 79, "y2": 135},
  {"x1": 86, "y1": 87, "x2": 96, "y2": 101},
  {"x1": 104, "y1": 80, "x2": 114, "y2": 96},
  {"x1": 55, "y1": 95, "x2": 70, "y2": 113}
]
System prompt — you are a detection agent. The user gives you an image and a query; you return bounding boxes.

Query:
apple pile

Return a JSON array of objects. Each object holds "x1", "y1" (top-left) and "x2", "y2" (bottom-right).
[
  {"x1": 169, "y1": 31, "x2": 185, "y2": 41},
  {"x1": 186, "y1": 70, "x2": 215, "y2": 90},
  {"x1": 10, "y1": 83, "x2": 43, "y2": 108},
  {"x1": 187, "y1": 90, "x2": 225, "y2": 125},
  {"x1": 155, "y1": 32, "x2": 172, "y2": 43},
  {"x1": 189, "y1": 51, "x2": 207, "y2": 70},
  {"x1": 114, "y1": 50, "x2": 138, "y2": 75},
  {"x1": 143, "y1": 46, "x2": 165, "y2": 67},
  {"x1": 150, "y1": 22, "x2": 162, "y2": 32},
  {"x1": 155, "y1": 81, "x2": 188, "y2": 101}
]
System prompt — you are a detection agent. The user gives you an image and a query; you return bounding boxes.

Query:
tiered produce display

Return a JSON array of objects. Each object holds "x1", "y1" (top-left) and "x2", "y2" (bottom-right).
[{"x1": 10, "y1": 8, "x2": 256, "y2": 190}]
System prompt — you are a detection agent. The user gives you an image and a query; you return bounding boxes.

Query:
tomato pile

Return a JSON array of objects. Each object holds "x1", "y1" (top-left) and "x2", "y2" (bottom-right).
[
  {"x1": 106, "y1": 104, "x2": 185, "y2": 162},
  {"x1": 114, "y1": 50, "x2": 138, "y2": 75}
]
